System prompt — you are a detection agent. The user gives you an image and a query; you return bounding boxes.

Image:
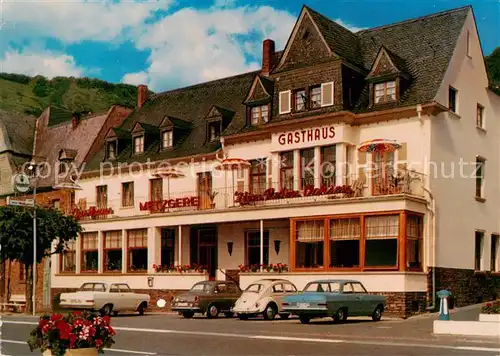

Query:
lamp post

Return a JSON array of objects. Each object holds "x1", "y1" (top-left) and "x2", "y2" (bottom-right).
[{"x1": 26, "y1": 163, "x2": 39, "y2": 316}]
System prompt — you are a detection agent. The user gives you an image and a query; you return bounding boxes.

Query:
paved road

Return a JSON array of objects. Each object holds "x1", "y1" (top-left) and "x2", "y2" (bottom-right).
[{"x1": 2, "y1": 310, "x2": 499, "y2": 356}]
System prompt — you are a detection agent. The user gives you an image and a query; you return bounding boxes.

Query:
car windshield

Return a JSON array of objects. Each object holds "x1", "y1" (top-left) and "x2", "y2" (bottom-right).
[
  {"x1": 304, "y1": 282, "x2": 341, "y2": 293},
  {"x1": 190, "y1": 283, "x2": 212, "y2": 292},
  {"x1": 245, "y1": 284, "x2": 263, "y2": 293}
]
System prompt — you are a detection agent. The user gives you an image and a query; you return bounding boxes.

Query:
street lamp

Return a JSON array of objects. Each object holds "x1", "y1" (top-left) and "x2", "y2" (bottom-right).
[{"x1": 26, "y1": 162, "x2": 40, "y2": 316}]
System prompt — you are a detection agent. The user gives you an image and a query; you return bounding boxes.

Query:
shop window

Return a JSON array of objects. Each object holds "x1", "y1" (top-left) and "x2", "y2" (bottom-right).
[
  {"x1": 295, "y1": 220, "x2": 324, "y2": 268},
  {"x1": 246, "y1": 231, "x2": 269, "y2": 266},
  {"x1": 60, "y1": 239, "x2": 76, "y2": 273},
  {"x1": 161, "y1": 228, "x2": 175, "y2": 267},
  {"x1": 491, "y1": 234, "x2": 499, "y2": 272},
  {"x1": 330, "y1": 218, "x2": 360, "y2": 268},
  {"x1": 300, "y1": 148, "x2": 315, "y2": 189},
  {"x1": 104, "y1": 231, "x2": 122, "y2": 272},
  {"x1": 250, "y1": 159, "x2": 266, "y2": 195},
  {"x1": 122, "y1": 182, "x2": 134, "y2": 207},
  {"x1": 280, "y1": 151, "x2": 294, "y2": 190},
  {"x1": 96, "y1": 185, "x2": 107, "y2": 209},
  {"x1": 128, "y1": 229, "x2": 148, "y2": 272},
  {"x1": 364, "y1": 215, "x2": 399, "y2": 267},
  {"x1": 81, "y1": 232, "x2": 98, "y2": 272},
  {"x1": 321, "y1": 145, "x2": 336, "y2": 186},
  {"x1": 407, "y1": 215, "x2": 423, "y2": 270},
  {"x1": 475, "y1": 231, "x2": 484, "y2": 271}
]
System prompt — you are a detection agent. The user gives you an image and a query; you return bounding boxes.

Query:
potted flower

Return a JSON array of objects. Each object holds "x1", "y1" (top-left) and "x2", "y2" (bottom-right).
[
  {"x1": 479, "y1": 300, "x2": 500, "y2": 322},
  {"x1": 28, "y1": 311, "x2": 115, "y2": 356}
]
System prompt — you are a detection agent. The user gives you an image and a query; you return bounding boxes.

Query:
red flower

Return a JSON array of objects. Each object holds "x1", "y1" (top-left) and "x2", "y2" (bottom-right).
[
  {"x1": 51, "y1": 313, "x2": 63, "y2": 321},
  {"x1": 95, "y1": 339, "x2": 103, "y2": 349},
  {"x1": 103, "y1": 316, "x2": 111, "y2": 325},
  {"x1": 487, "y1": 303, "x2": 492, "y2": 308},
  {"x1": 55, "y1": 320, "x2": 72, "y2": 340},
  {"x1": 39, "y1": 319, "x2": 49, "y2": 329},
  {"x1": 72, "y1": 311, "x2": 82, "y2": 317},
  {"x1": 69, "y1": 335, "x2": 78, "y2": 348},
  {"x1": 153, "y1": 264, "x2": 157, "y2": 269}
]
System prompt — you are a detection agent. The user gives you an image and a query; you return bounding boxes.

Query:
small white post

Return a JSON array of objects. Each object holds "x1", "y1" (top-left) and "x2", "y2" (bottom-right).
[
  {"x1": 178, "y1": 225, "x2": 182, "y2": 265},
  {"x1": 260, "y1": 220, "x2": 264, "y2": 272}
]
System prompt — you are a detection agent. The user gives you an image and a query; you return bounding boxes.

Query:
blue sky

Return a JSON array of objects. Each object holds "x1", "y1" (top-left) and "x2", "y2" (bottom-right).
[{"x1": 0, "y1": 0, "x2": 498, "y2": 92}]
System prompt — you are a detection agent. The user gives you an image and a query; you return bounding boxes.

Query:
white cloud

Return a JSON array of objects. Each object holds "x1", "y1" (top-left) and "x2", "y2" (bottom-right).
[
  {"x1": 122, "y1": 71, "x2": 150, "y2": 86},
  {"x1": 0, "y1": 49, "x2": 83, "y2": 78},
  {"x1": 333, "y1": 19, "x2": 366, "y2": 33},
  {"x1": 2, "y1": 0, "x2": 174, "y2": 43},
  {"x1": 122, "y1": 5, "x2": 296, "y2": 91}
]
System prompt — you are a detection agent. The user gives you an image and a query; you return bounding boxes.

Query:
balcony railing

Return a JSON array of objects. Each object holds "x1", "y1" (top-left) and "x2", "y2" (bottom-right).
[{"x1": 71, "y1": 168, "x2": 425, "y2": 221}]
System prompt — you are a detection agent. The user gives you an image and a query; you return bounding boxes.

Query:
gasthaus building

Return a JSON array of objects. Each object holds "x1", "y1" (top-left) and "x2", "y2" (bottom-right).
[{"x1": 51, "y1": 5, "x2": 500, "y2": 317}]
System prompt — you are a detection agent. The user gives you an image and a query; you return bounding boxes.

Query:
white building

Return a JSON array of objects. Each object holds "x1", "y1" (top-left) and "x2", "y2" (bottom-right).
[{"x1": 52, "y1": 5, "x2": 500, "y2": 317}]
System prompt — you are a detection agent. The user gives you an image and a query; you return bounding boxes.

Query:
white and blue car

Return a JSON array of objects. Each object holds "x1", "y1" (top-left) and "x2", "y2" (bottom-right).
[{"x1": 282, "y1": 279, "x2": 386, "y2": 324}]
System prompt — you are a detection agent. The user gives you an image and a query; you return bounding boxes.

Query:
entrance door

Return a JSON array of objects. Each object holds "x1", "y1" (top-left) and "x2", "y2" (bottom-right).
[
  {"x1": 197, "y1": 228, "x2": 217, "y2": 278},
  {"x1": 198, "y1": 172, "x2": 213, "y2": 210}
]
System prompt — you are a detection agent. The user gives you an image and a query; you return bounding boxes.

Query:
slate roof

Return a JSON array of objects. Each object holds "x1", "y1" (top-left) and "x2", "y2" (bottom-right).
[
  {"x1": 46, "y1": 106, "x2": 73, "y2": 127},
  {"x1": 0, "y1": 110, "x2": 36, "y2": 156},
  {"x1": 85, "y1": 71, "x2": 257, "y2": 171}
]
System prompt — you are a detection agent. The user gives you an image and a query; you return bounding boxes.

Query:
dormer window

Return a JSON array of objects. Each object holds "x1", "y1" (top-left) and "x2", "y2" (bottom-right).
[
  {"x1": 162, "y1": 130, "x2": 173, "y2": 149},
  {"x1": 294, "y1": 89, "x2": 307, "y2": 112},
  {"x1": 106, "y1": 141, "x2": 116, "y2": 160},
  {"x1": 134, "y1": 136, "x2": 144, "y2": 154},
  {"x1": 209, "y1": 122, "x2": 221, "y2": 142},
  {"x1": 251, "y1": 105, "x2": 269, "y2": 125},
  {"x1": 374, "y1": 81, "x2": 396, "y2": 104},
  {"x1": 59, "y1": 161, "x2": 67, "y2": 174}
]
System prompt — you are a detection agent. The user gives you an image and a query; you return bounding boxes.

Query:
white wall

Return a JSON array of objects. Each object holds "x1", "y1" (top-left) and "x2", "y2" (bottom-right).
[{"x1": 431, "y1": 11, "x2": 500, "y2": 269}]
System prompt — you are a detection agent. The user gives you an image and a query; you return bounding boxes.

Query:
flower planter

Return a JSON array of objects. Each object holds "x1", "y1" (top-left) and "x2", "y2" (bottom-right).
[
  {"x1": 479, "y1": 314, "x2": 500, "y2": 322},
  {"x1": 42, "y1": 348, "x2": 98, "y2": 356}
]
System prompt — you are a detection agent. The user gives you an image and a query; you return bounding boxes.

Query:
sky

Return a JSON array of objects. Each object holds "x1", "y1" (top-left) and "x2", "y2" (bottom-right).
[{"x1": 0, "y1": 0, "x2": 498, "y2": 93}]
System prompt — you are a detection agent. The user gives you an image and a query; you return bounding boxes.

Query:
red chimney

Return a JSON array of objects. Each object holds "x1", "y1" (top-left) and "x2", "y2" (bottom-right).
[
  {"x1": 261, "y1": 39, "x2": 275, "y2": 77},
  {"x1": 137, "y1": 84, "x2": 148, "y2": 109},
  {"x1": 71, "y1": 113, "x2": 80, "y2": 130}
]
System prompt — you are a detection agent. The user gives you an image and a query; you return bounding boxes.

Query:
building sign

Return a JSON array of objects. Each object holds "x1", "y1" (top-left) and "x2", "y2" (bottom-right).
[
  {"x1": 271, "y1": 124, "x2": 353, "y2": 152},
  {"x1": 234, "y1": 185, "x2": 354, "y2": 206},
  {"x1": 72, "y1": 206, "x2": 114, "y2": 220},
  {"x1": 139, "y1": 197, "x2": 200, "y2": 211}
]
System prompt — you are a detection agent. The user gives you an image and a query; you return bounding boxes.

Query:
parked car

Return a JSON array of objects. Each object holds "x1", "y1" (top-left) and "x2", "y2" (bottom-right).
[
  {"x1": 59, "y1": 282, "x2": 151, "y2": 316},
  {"x1": 282, "y1": 279, "x2": 386, "y2": 324},
  {"x1": 232, "y1": 279, "x2": 298, "y2": 320},
  {"x1": 171, "y1": 281, "x2": 241, "y2": 318}
]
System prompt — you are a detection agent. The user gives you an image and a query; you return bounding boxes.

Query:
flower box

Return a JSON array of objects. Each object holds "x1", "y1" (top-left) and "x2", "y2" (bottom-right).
[
  {"x1": 42, "y1": 348, "x2": 98, "y2": 356},
  {"x1": 479, "y1": 314, "x2": 500, "y2": 322}
]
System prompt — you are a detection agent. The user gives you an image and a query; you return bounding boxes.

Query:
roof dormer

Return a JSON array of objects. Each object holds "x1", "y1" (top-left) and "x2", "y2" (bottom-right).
[
  {"x1": 205, "y1": 106, "x2": 234, "y2": 143},
  {"x1": 158, "y1": 115, "x2": 191, "y2": 150},
  {"x1": 58, "y1": 148, "x2": 77, "y2": 175},
  {"x1": 131, "y1": 122, "x2": 159, "y2": 155},
  {"x1": 244, "y1": 75, "x2": 274, "y2": 126},
  {"x1": 104, "y1": 127, "x2": 130, "y2": 160}
]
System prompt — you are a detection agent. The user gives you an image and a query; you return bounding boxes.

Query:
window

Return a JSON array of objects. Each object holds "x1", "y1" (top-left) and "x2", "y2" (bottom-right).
[
  {"x1": 491, "y1": 235, "x2": 499, "y2": 272},
  {"x1": 321, "y1": 145, "x2": 336, "y2": 186},
  {"x1": 351, "y1": 282, "x2": 367, "y2": 293},
  {"x1": 128, "y1": 229, "x2": 148, "y2": 272},
  {"x1": 59, "y1": 161, "x2": 67, "y2": 174},
  {"x1": 365, "y1": 215, "x2": 399, "y2": 267},
  {"x1": 119, "y1": 284, "x2": 132, "y2": 293},
  {"x1": 449, "y1": 86, "x2": 457, "y2": 113},
  {"x1": 330, "y1": 218, "x2": 360, "y2": 268},
  {"x1": 209, "y1": 122, "x2": 221, "y2": 141},
  {"x1": 60, "y1": 240, "x2": 76, "y2": 272},
  {"x1": 295, "y1": 220, "x2": 324, "y2": 268},
  {"x1": 343, "y1": 283, "x2": 354, "y2": 294},
  {"x1": 475, "y1": 157, "x2": 485, "y2": 199},
  {"x1": 19, "y1": 264, "x2": 25, "y2": 282},
  {"x1": 374, "y1": 81, "x2": 396, "y2": 103},
  {"x1": 251, "y1": 105, "x2": 269, "y2": 125},
  {"x1": 272, "y1": 284, "x2": 284, "y2": 293},
  {"x1": 467, "y1": 29, "x2": 471, "y2": 57},
  {"x1": 407, "y1": 215, "x2": 423, "y2": 269},
  {"x1": 162, "y1": 130, "x2": 173, "y2": 149},
  {"x1": 106, "y1": 141, "x2": 116, "y2": 160},
  {"x1": 476, "y1": 104, "x2": 484, "y2": 128},
  {"x1": 284, "y1": 283, "x2": 297, "y2": 292},
  {"x1": 150, "y1": 178, "x2": 163, "y2": 201},
  {"x1": 294, "y1": 89, "x2": 307, "y2": 111},
  {"x1": 280, "y1": 151, "x2": 294, "y2": 190},
  {"x1": 373, "y1": 151, "x2": 395, "y2": 195},
  {"x1": 250, "y1": 159, "x2": 266, "y2": 195},
  {"x1": 310, "y1": 86, "x2": 321, "y2": 108},
  {"x1": 161, "y1": 228, "x2": 175, "y2": 267},
  {"x1": 104, "y1": 231, "x2": 122, "y2": 272},
  {"x1": 475, "y1": 231, "x2": 484, "y2": 271},
  {"x1": 81, "y1": 232, "x2": 98, "y2": 272},
  {"x1": 122, "y1": 182, "x2": 134, "y2": 207},
  {"x1": 110, "y1": 284, "x2": 119, "y2": 293},
  {"x1": 96, "y1": 185, "x2": 107, "y2": 209},
  {"x1": 52, "y1": 199, "x2": 61, "y2": 210},
  {"x1": 300, "y1": 148, "x2": 315, "y2": 188},
  {"x1": 246, "y1": 231, "x2": 269, "y2": 266},
  {"x1": 134, "y1": 136, "x2": 144, "y2": 154}
]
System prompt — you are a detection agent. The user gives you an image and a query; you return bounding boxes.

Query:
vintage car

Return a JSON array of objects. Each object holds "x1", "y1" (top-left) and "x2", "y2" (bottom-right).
[
  {"x1": 232, "y1": 279, "x2": 298, "y2": 320},
  {"x1": 171, "y1": 281, "x2": 242, "y2": 318},
  {"x1": 282, "y1": 279, "x2": 386, "y2": 324},
  {"x1": 59, "y1": 282, "x2": 150, "y2": 316}
]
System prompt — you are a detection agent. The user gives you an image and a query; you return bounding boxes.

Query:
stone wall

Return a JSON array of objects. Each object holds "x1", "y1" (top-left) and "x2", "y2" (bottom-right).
[
  {"x1": 376, "y1": 292, "x2": 427, "y2": 319},
  {"x1": 2, "y1": 260, "x2": 46, "y2": 311},
  {"x1": 428, "y1": 267, "x2": 500, "y2": 307}
]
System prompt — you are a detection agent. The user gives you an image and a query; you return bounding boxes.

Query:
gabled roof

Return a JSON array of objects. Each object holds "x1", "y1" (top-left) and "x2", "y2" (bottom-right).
[
  {"x1": 0, "y1": 110, "x2": 36, "y2": 156},
  {"x1": 159, "y1": 116, "x2": 192, "y2": 130},
  {"x1": 46, "y1": 105, "x2": 73, "y2": 127},
  {"x1": 366, "y1": 46, "x2": 411, "y2": 80},
  {"x1": 106, "y1": 127, "x2": 131, "y2": 140},
  {"x1": 131, "y1": 122, "x2": 159, "y2": 135},
  {"x1": 59, "y1": 148, "x2": 78, "y2": 160},
  {"x1": 244, "y1": 75, "x2": 274, "y2": 104}
]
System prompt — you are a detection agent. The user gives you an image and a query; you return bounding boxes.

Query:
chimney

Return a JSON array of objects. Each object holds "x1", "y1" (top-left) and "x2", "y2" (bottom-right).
[
  {"x1": 261, "y1": 39, "x2": 275, "y2": 77},
  {"x1": 137, "y1": 84, "x2": 148, "y2": 109},
  {"x1": 71, "y1": 113, "x2": 80, "y2": 130}
]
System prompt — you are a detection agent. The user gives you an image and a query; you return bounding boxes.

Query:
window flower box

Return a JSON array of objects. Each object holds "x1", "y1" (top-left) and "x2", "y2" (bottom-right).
[
  {"x1": 238, "y1": 264, "x2": 288, "y2": 273},
  {"x1": 479, "y1": 300, "x2": 500, "y2": 322},
  {"x1": 153, "y1": 264, "x2": 208, "y2": 274}
]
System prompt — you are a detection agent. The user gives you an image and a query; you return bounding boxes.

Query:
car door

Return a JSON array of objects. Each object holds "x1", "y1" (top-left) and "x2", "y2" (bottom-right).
[
  {"x1": 271, "y1": 283, "x2": 285, "y2": 311},
  {"x1": 215, "y1": 283, "x2": 231, "y2": 311},
  {"x1": 109, "y1": 284, "x2": 123, "y2": 310},
  {"x1": 226, "y1": 283, "x2": 240, "y2": 310},
  {"x1": 351, "y1": 282, "x2": 372, "y2": 315},
  {"x1": 342, "y1": 282, "x2": 360, "y2": 315},
  {"x1": 118, "y1": 284, "x2": 136, "y2": 310}
]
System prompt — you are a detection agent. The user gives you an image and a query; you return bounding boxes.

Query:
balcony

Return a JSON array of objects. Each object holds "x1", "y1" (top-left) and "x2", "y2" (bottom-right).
[{"x1": 72, "y1": 168, "x2": 426, "y2": 222}]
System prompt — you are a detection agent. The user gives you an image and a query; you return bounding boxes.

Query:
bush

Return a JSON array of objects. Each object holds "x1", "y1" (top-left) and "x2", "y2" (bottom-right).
[
  {"x1": 0, "y1": 72, "x2": 32, "y2": 84},
  {"x1": 481, "y1": 300, "x2": 500, "y2": 314}
]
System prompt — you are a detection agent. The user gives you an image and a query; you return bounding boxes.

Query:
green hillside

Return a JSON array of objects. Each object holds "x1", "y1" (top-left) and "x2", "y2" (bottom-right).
[{"x1": 0, "y1": 73, "x2": 146, "y2": 117}]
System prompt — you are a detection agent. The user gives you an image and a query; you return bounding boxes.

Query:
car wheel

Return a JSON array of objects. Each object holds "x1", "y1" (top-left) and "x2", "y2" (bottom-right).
[
  {"x1": 224, "y1": 312, "x2": 234, "y2": 318},
  {"x1": 238, "y1": 314, "x2": 249, "y2": 320},
  {"x1": 372, "y1": 305, "x2": 383, "y2": 321},
  {"x1": 182, "y1": 311, "x2": 194, "y2": 319},
  {"x1": 263, "y1": 304, "x2": 277, "y2": 320},
  {"x1": 299, "y1": 315, "x2": 310, "y2": 324},
  {"x1": 100, "y1": 304, "x2": 113, "y2": 316},
  {"x1": 279, "y1": 313, "x2": 290, "y2": 320},
  {"x1": 207, "y1": 304, "x2": 219, "y2": 319},
  {"x1": 334, "y1": 308, "x2": 347, "y2": 323},
  {"x1": 137, "y1": 303, "x2": 146, "y2": 316}
]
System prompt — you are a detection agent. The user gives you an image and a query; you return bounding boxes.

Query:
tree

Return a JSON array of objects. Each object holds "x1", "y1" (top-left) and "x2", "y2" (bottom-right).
[
  {"x1": 0, "y1": 206, "x2": 82, "y2": 314},
  {"x1": 485, "y1": 47, "x2": 500, "y2": 95}
]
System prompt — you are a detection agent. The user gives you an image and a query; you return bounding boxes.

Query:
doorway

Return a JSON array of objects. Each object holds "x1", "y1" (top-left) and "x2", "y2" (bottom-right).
[
  {"x1": 197, "y1": 172, "x2": 213, "y2": 210},
  {"x1": 190, "y1": 226, "x2": 218, "y2": 278}
]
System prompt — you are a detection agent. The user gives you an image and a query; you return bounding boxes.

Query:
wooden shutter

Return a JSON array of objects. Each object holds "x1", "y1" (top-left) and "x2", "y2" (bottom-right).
[
  {"x1": 357, "y1": 151, "x2": 366, "y2": 184},
  {"x1": 321, "y1": 82, "x2": 334, "y2": 107},
  {"x1": 236, "y1": 168, "x2": 245, "y2": 192},
  {"x1": 267, "y1": 156, "x2": 273, "y2": 189},
  {"x1": 279, "y1": 91, "x2": 291, "y2": 114},
  {"x1": 397, "y1": 143, "x2": 407, "y2": 170}
]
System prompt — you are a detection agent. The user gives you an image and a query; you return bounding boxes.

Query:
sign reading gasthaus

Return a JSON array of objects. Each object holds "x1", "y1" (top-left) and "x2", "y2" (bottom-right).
[{"x1": 270, "y1": 124, "x2": 353, "y2": 151}]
